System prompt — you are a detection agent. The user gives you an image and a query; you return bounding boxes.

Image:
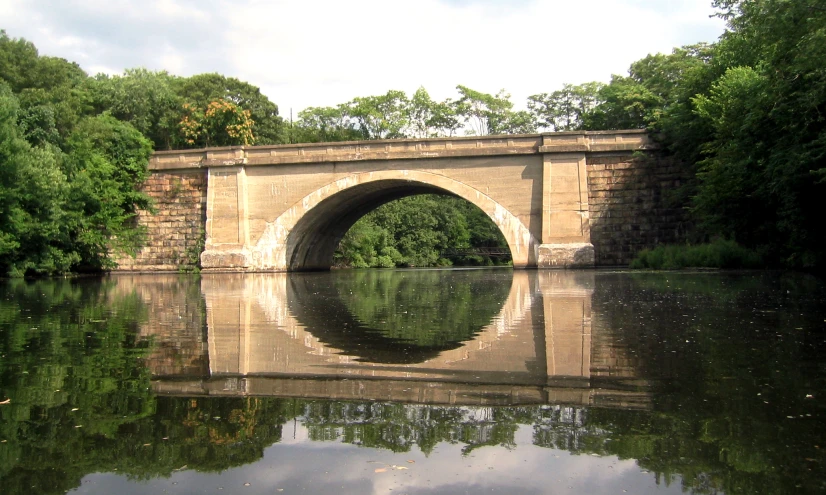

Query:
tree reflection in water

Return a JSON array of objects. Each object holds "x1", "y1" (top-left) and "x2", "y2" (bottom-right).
[{"x1": 288, "y1": 269, "x2": 512, "y2": 363}]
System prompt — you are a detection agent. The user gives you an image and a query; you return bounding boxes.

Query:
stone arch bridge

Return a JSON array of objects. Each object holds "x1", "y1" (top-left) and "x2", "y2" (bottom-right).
[{"x1": 117, "y1": 130, "x2": 687, "y2": 272}]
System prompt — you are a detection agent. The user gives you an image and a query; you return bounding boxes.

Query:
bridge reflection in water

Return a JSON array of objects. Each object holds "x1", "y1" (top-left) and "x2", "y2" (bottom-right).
[{"x1": 139, "y1": 270, "x2": 649, "y2": 409}]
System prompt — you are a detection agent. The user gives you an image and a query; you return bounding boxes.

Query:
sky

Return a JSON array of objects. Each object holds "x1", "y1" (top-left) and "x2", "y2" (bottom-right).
[{"x1": 0, "y1": 0, "x2": 726, "y2": 114}]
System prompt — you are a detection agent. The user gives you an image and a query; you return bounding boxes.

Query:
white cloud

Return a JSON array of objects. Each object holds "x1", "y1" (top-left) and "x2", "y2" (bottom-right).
[{"x1": 0, "y1": 0, "x2": 725, "y2": 113}]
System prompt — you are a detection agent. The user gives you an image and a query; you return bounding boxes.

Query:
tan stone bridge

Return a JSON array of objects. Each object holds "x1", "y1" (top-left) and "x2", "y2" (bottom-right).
[{"x1": 129, "y1": 130, "x2": 669, "y2": 272}]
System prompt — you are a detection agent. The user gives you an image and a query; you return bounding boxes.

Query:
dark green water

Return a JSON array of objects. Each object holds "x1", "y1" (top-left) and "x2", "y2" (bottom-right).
[{"x1": 0, "y1": 270, "x2": 824, "y2": 494}]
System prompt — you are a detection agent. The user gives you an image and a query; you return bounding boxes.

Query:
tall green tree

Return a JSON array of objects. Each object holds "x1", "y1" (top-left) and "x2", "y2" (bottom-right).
[
  {"x1": 61, "y1": 114, "x2": 153, "y2": 270},
  {"x1": 86, "y1": 69, "x2": 182, "y2": 150},
  {"x1": 455, "y1": 85, "x2": 533, "y2": 135},
  {"x1": 689, "y1": 0, "x2": 826, "y2": 267},
  {"x1": 346, "y1": 90, "x2": 411, "y2": 139},
  {"x1": 581, "y1": 76, "x2": 661, "y2": 130},
  {"x1": 0, "y1": 31, "x2": 89, "y2": 147},
  {"x1": 178, "y1": 99, "x2": 256, "y2": 147},
  {"x1": 528, "y1": 82, "x2": 604, "y2": 131},
  {"x1": 177, "y1": 73, "x2": 286, "y2": 145},
  {"x1": 408, "y1": 87, "x2": 438, "y2": 138},
  {"x1": 0, "y1": 84, "x2": 71, "y2": 275},
  {"x1": 293, "y1": 105, "x2": 364, "y2": 143}
]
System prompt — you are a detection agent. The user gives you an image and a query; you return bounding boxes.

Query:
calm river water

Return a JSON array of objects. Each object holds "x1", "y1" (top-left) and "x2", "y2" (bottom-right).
[{"x1": 1, "y1": 269, "x2": 824, "y2": 494}]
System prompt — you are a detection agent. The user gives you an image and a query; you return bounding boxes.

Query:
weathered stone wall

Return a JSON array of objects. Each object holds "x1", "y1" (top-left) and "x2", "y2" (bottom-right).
[
  {"x1": 587, "y1": 154, "x2": 690, "y2": 265},
  {"x1": 114, "y1": 170, "x2": 207, "y2": 272}
]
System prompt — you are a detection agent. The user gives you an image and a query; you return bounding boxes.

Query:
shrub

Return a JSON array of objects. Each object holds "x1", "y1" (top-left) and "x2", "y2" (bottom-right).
[{"x1": 630, "y1": 239, "x2": 763, "y2": 269}]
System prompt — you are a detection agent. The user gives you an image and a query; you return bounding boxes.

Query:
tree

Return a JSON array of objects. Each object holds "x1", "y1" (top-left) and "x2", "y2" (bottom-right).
[
  {"x1": 293, "y1": 105, "x2": 363, "y2": 143},
  {"x1": 407, "y1": 87, "x2": 464, "y2": 138},
  {"x1": 178, "y1": 99, "x2": 256, "y2": 147},
  {"x1": 62, "y1": 114, "x2": 154, "y2": 270},
  {"x1": 428, "y1": 97, "x2": 463, "y2": 137},
  {"x1": 335, "y1": 195, "x2": 509, "y2": 268},
  {"x1": 346, "y1": 90, "x2": 410, "y2": 139},
  {"x1": 1, "y1": 31, "x2": 89, "y2": 147},
  {"x1": 581, "y1": 76, "x2": 661, "y2": 130},
  {"x1": 0, "y1": 31, "x2": 86, "y2": 94},
  {"x1": 0, "y1": 84, "x2": 72, "y2": 276},
  {"x1": 528, "y1": 82, "x2": 604, "y2": 131},
  {"x1": 409, "y1": 87, "x2": 436, "y2": 138},
  {"x1": 455, "y1": 85, "x2": 518, "y2": 136},
  {"x1": 689, "y1": 0, "x2": 826, "y2": 267},
  {"x1": 177, "y1": 73, "x2": 285, "y2": 145},
  {"x1": 86, "y1": 69, "x2": 183, "y2": 150}
]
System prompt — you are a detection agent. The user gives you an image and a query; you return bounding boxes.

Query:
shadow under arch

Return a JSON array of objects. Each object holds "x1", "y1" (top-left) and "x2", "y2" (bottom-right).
[
  {"x1": 285, "y1": 270, "x2": 514, "y2": 364},
  {"x1": 253, "y1": 170, "x2": 539, "y2": 271}
]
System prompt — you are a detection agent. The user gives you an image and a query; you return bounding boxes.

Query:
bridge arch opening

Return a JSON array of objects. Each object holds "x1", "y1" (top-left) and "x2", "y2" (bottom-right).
[
  {"x1": 254, "y1": 171, "x2": 539, "y2": 272},
  {"x1": 333, "y1": 193, "x2": 513, "y2": 269}
]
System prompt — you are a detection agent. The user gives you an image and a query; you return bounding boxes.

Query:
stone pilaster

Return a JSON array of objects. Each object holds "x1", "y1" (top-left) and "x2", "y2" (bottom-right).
[
  {"x1": 202, "y1": 165, "x2": 252, "y2": 270},
  {"x1": 537, "y1": 134, "x2": 594, "y2": 268}
]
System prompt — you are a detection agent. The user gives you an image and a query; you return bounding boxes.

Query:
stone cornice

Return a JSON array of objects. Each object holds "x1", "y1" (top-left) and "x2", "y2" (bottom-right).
[{"x1": 149, "y1": 130, "x2": 654, "y2": 171}]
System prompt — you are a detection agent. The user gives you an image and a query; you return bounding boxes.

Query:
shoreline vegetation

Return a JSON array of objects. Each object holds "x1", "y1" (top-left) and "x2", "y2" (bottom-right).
[
  {"x1": 629, "y1": 239, "x2": 763, "y2": 270},
  {"x1": 1, "y1": 0, "x2": 825, "y2": 276}
]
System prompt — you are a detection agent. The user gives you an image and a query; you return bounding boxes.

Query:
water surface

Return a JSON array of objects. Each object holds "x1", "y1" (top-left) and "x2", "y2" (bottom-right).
[{"x1": 0, "y1": 269, "x2": 824, "y2": 494}]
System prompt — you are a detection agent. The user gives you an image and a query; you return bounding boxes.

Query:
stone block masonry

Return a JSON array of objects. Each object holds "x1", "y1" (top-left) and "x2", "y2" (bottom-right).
[
  {"x1": 587, "y1": 154, "x2": 690, "y2": 265},
  {"x1": 113, "y1": 132, "x2": 690, "y2": 271},
  {"x1": 113, "y1": 170, "x2": 207, "y2": 271}
]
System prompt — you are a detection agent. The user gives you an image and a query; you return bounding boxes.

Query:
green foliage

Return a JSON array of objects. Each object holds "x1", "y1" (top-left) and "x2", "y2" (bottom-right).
[
  {"x1": 334, "y1": 221, "x2": 402, "y2": 268},
  {"x1": 85, "y1": 70, "x2": 287, "y2": 149},
  {"x1": 0, "y1": 56, "x2": 152, "y2": 275},
  {"x1": 629, "y1": 239, "x2": 763, "y2": 269},
  {"x1": 541, "y1": 1, "x2": 826, "y2": 270},
  {"x1": 86, "y1": 69, "x2": 182, "y2": 150},
  {"x1": 528, "y1": 82, "x2": 604, "y2": 131},
  {"x1": 455, "y1": 85, "x2": 535, "y2": 135},
  {"x1": 293, "y1": 104, "x2": 364, "y2": 143},
  {"x1": 0, "y1": 84, "x2": 73, "y2": 275},
  {"x1": 409, "y1": 86, "x2": 463, "y2": 138},
  {"x1": 686, "y1": 0, "x2": 826, "y2": 268},
  {"x1": 576, "y1": 2, "x2": 826, "y2": 269},
  {"x1": 178, "y1": 228, "x2": 205, "y2": 273},
  {"x1": 0, "y1": 32, "x2": 290, "y2": 275},
  {"x1": 177, "y1": 72, "x2": 286, "y2": 146},
  {"x1": 334, "y1": 195, "x2": 510, "y2": 269},
  {"x1": 295, "y1": 85, "x2": 534, "y2": 141},
  {"x1": 60, "y1": 114, "x2": 153, "y2": 271},
  {"x1": 582, "y1": 75, "x2": 662, "y2": 130},
  {"x1": 346, "y1": 90, "x2": 411, "y2": 139}
]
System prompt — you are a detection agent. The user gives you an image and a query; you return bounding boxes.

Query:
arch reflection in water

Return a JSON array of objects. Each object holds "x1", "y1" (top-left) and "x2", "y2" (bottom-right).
[
  {"x1": 287, "y1": 269, "x2": 513, "y2": 363},
  {"x1": 150, "y1": 270, "x2": 648, "y2": 408}
]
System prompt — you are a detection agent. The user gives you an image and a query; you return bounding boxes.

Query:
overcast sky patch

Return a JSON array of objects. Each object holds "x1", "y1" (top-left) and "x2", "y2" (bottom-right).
[{"x1": 1, "y1": 0, "x2": 725, "y2": 113}]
